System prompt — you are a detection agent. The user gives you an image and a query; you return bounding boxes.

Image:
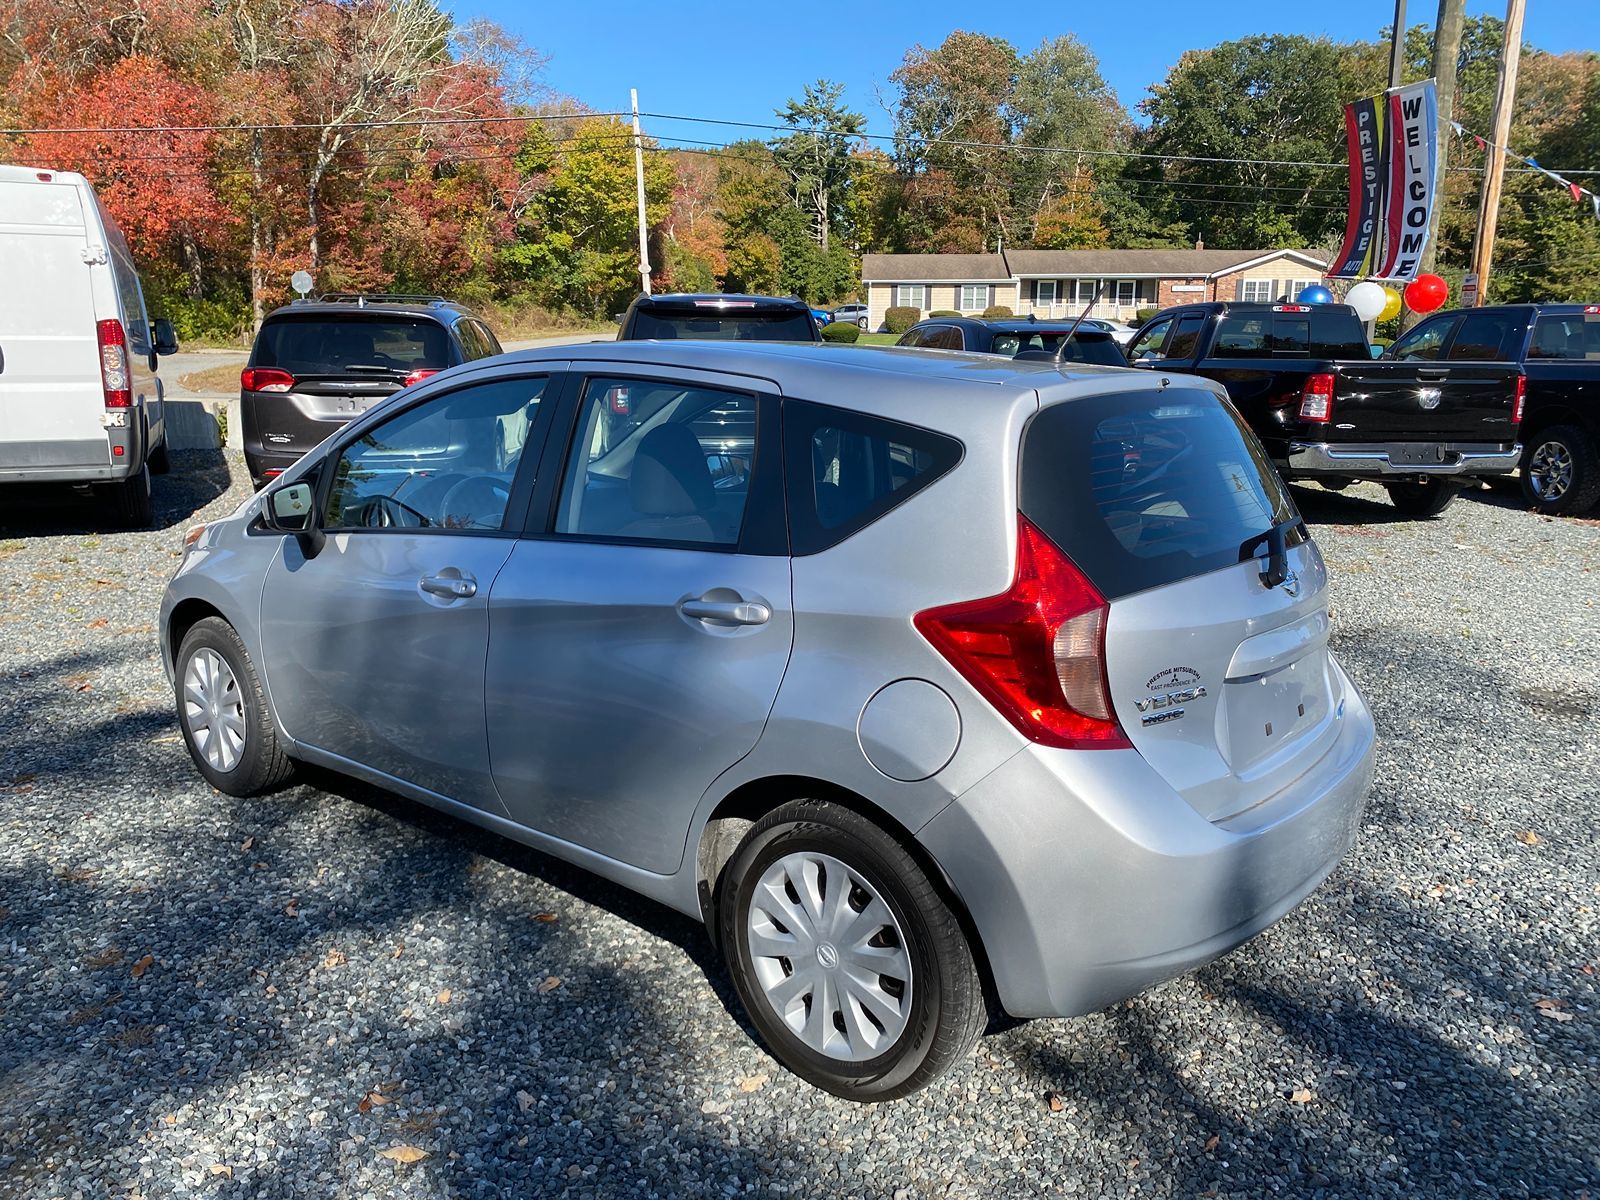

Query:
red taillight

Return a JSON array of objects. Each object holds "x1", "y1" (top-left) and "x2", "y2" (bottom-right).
[
  {"x1": 241, "y1": 367, "x2": 295, "y2": 394},
  {"x1": 914, "y1": 515, "x2": 1130, "y2": 750},
  {"x1": 1512, "y1": 373, "x2": 1526, "y2": 424},
  {"x1": 96, "y1": 319, "x2": 131, "y2": 408},
  {"x1": 263, "y1": 469, "x2": 283, "y2": 478},
  {"x1": 403, "y1": 368, "x2": 440, "y2": 388},
  {"x1": 1298, "y1": 373, "x2": 1336, "y2": 423},
  {"x1": 607, "y1": 386, "x2": 631, "y2": 415}
]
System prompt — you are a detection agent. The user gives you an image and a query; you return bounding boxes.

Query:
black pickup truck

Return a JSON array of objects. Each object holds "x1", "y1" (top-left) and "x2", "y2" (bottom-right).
[
  {"x1": 1383, "y1": 303, "x2": 1599, "y2": 515},
  {"x1": 1124, "y1": 302, "x2": 1524, "y2": 517}
]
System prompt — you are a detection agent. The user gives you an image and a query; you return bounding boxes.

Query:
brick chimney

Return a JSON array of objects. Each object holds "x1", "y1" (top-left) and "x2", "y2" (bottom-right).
[{"x1": 1194, "y1": 237, "x2": 1205, "y2": 251}]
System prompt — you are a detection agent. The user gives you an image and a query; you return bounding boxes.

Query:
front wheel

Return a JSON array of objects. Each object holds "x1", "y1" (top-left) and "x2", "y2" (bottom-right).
[
  {"x1": 1385, "y1": 478, "x2": 1460, "y2": 518},
  {"x1": 718, "y1": 800, "x2": 986, "y2": 1101},
  {"x1": 857, "y1": 317, "x2": 868, "y2": 330},
  {"x1": 1520, "y1": 425, "x2": 1600, "y2": 515},
  {"x1": 175, "y1": 617, "x2": 295, "y2": 796}
]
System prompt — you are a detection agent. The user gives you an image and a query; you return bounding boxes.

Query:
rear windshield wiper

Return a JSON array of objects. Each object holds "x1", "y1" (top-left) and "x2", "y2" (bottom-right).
[
  {"x1": 1239, "y1": 517, "x2": 1307, "y2": 589},
  {"x1": 343, "y1": 364, "x2": 406, "y2": 375}
]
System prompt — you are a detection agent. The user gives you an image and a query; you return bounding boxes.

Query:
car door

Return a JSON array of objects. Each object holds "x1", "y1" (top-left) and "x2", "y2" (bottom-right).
[
  {"x1": 1126, "y1": 315, "x2": 1175, "y2": 364},
  {"x1": 258, "y1": 369, "x2": 560, "y2": 811},
  {"x1": 485, "y1": 366, "x2": 794, "y2": 873}
]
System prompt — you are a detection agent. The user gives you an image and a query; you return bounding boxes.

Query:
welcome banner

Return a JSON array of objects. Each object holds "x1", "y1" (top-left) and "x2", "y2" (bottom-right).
[{"x1": 1329, "y1": 80, "x2": 1440, "y2": 281}]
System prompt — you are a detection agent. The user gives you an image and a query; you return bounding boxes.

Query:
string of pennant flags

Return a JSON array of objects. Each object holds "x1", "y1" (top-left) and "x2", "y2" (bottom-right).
[{"x1": 1451, "y1": 120, "x2": 1600, "y2": 223}]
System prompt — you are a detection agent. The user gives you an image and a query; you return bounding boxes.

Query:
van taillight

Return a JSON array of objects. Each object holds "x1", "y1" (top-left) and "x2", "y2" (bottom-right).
[
  {"x1": 1298, "y1": 373, "x2": 1336, "y2": 423},
  {"x1": 241, "y1": 368, "x2": 295, "y2": 393},
  {"x1": 1512, "y1": 373, "x2": 1526, "y2": 424},
  {"x1": 403, "y1": 368, "x2": 439, "y2": 388},
  {"x1": 96, "y1": 319, "x2": 131, "y2": 408},
  {"x1": 914, "y1": 516, "x2": 1130, "y2": 750}
]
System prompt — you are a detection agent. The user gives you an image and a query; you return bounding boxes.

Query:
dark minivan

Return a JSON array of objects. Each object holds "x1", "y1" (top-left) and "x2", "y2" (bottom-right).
[
  {"x1": 241, "y1": 295, "x2": 503, "y2": 488},
  {"x1": 616, "y1": 294, "x2": 820, "y2": 343}
]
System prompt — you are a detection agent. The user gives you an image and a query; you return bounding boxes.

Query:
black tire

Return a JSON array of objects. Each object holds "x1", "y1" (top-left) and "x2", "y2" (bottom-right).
[
  {"x1": 147, "y1": 436, "x2": 171, "y2": 475},
  {"x1": 1385, "y1": 478, "x2": 1460, "y2": 518},
  {"x1": 718, "y1": 799, "x2": 985, "y2": 1101},
  {"x1": 857, "y1": 317, "x2": 868, "y2": 330},
  {"x1": 1520, "y1": 424, "x2": 1600, "y2": 515},
  {"x1": 174, "y1": 616, "x2": 295, "y2": 796},
  {"x1": 106, "y1": 463, "x2": 153, "y2": 527}
]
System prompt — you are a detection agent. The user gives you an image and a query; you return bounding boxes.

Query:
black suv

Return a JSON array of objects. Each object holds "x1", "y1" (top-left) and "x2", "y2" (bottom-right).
[
  {"x1": 896, "y1": 316, "x2": 1127, "y2": 365},
  {"x1": 241, "y1": 295, "x2": 504, "y2": 488},
  {"x1": 1384, "y1": 304, "x2": 1600, "y2": 514},
  {"x1": 616, "y1": 294, "x2": 820, "y2": 342}
]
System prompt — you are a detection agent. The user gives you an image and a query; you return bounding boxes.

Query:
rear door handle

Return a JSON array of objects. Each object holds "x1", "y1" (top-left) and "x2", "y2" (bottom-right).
[
  {"x1": 419, "y1": 572, "x2": 477, "y2": 599},
  {"x1": 680, "y1": 596, "x2": 771, "y2": 626}
]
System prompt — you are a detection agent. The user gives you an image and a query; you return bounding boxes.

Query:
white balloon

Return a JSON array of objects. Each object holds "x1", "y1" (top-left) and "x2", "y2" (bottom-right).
[{"x1": 1346, "y1": 280, "x2": 1387, "y2": 322}]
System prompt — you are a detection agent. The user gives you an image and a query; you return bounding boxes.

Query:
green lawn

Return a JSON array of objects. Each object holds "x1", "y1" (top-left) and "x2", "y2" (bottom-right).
[{"x1": 857, "y1": 332, "x2": 899, "y2": 345}]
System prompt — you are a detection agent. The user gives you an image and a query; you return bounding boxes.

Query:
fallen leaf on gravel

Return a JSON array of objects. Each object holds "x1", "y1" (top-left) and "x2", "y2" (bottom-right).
[
  {"x1": 130, "y1": 954, "x2": 155, "y2": 978},
  {"x1": 284, "y1": 899, "x2": 299, "y2": 917},
  {"x1": 56, "y1": 866, "x2": 97, "y2": 882},
  {"x1": 378, "y1": 1145, "x2": 429, "y2": 1164},
  {"x1": 515, "y1": 1090, "x2": 535, "y2": 1113},
  {"x1": 358, "y1": 1091, "x2": 391, "y2": 1113},
  {"x1": 240, "y1": 836, "x2": 254, "y2": 852},
  {"x1": 532, "y1": 912, "x2": 559, "y2": 922},
  {"x1": 1289, "y1": 1088, "x2": 1314, "y2": 1104},
  {"x1": 322, "y1": 949, "x2": 347, "y2": 970},
  {"x1": 1204, "y1": 1135, "x2": 1220, "y2": 1152},
  {"x1": 1516, "y1": 831, "x2": 1540, "y2": 845},
  {"x1": 700, "y1": 1099, "x2": 731, "y2": 1115},
  {"x1": 208, "y1": 1163, "x2": 232, "y2": 1178},
  {"x1": 1582, "y1": 965, "x2": 1595, "y2": 976},
  {"x1": 392, "y1": 943, "x2": 405, "y2": 959},
  {"x1": 87, "y1": 617, "x2": 108, "y2": 629},
  {"x1": 1534, "y1": 997, "x2": 1569, "y2": 1009},
  {"x1": 436, "y1": 989, "x2": 451, "y2": 1005},
  {"x1": 1046, "y1": 1092, "x2": 1063, "y2": 1113},
  {"x1": 537, "y1": 976, "x2": 561, "y2": 994},
  {"x1": 84, "y1": 945, "x2": 123, "y2": 968},
  {"x1": 737, "y1": 1073, "x2": 769, "y2": 1093}
]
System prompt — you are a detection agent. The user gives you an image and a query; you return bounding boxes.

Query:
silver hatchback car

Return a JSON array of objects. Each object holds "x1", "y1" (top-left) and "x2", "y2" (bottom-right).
[{"x1": 161, "y1": 341, "x2": 1375, "y2": 1100}]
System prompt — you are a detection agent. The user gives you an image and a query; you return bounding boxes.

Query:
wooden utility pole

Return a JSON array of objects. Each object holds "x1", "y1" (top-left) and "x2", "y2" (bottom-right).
[
  {"x1": 1469, "y1": 0, "x2": 1526, "y2": 306},
  {"x1": 631, "y1": 89, "x2": 652, "y2": 297},
  {"x1": 1419, "y1": 0, "x2": 1466, "y2": 277}
]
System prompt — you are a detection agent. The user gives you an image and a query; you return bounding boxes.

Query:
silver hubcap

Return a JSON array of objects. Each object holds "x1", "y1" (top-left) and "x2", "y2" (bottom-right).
[
  {"x1": 1529, "y1": 440, "x2": 1574, "y2": 500},
  {"x1": 182, "y1": 648, "x2": 246, "y2": 772},
  {"x1": 745, "y1": 851, "x2": 912, "y2": 1062}
]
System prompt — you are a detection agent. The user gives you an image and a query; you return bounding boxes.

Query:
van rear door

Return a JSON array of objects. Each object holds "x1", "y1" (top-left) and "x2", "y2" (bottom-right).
[{"x1": 0, "y1": 174, "x2": 110, "y2": 475}]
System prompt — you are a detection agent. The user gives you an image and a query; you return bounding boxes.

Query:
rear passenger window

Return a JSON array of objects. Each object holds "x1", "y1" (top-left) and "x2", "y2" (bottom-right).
[
  {"x1": 1448, "y1": 312, "x2": 1516, "y2": 360},
  {"x1": 1163, "y1": 315, "x2": 1205, "y2": 360},
  {"x1": 784, "y1": 401, "x2": 962, "y2": 555},
  {"x1": 1530, "y1": 314, "x2": 1600, "y2": 359},
  {"x1": 1388, "y1": 318, "x2": 1454, "y2": 361}
]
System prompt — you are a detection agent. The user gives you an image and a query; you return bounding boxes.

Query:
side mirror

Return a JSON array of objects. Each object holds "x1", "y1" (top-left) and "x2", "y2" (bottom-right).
[
  {"x1": 151, "y1": 318, "x2": 179, "y2": 356},
  {"x1": 1369, "y1": 343, "x2": 1386, "y2": 359},
  {"x1": 265, "y1": 481, "x2": 325, "y2": 556}
]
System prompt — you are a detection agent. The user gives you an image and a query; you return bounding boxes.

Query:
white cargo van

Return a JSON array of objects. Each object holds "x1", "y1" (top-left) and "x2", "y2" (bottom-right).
[{"x1": 0, "y1": 164, "x2": 177, "y2": 525}]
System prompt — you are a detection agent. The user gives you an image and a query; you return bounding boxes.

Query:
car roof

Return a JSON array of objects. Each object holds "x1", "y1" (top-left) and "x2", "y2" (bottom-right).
[
  {"x1": 910, "y1": 316, "x2": 1112, "y2": 335},
  {"x1": 634, "y1": 293, "x2": 810, "y2": 308},
  {"x1": 262, "y1": 299, "x2": 472, "y2": 322}
]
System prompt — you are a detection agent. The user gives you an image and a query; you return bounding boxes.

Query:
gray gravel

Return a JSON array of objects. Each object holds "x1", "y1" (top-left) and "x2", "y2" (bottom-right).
[{"x1": 1, "y1": 459, "x2": 1597, "y2": 1199}]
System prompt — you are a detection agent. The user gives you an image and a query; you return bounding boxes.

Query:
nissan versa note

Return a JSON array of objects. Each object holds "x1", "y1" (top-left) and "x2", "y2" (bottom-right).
[{"x1": 161, "y1": 341, "x2": 1376, "y2": 1100}]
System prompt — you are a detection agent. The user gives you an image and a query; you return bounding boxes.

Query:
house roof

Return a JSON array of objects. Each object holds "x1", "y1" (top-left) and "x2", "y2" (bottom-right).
[
  {"x1": 1004, "y1": 248, "x2": 1327, "y2": 278},
  {"x1": 861, "y1": 253, "x2": 1011, "y2": 282}
]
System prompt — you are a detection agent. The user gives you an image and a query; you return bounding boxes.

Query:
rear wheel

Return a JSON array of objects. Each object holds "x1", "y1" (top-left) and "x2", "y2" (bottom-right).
[
  {"x1": 147, "y1": 436, "x2": 171, "y2": 475},
  {"x1": 1520, "y1": 424, "x2": 1600, "y2": 515},
  {"x1": 174, "y1": 616, "x2": 294, "y2": 796},
  {"x1": 105, "y1": 463, "x2": 153, "y2": 527},
  {"x1": 718, "y1": 799, "x2": 986, "y2": 1101},
  {"x1": 1385, "y1": 478, "x2": 1459, "y2": 518}
]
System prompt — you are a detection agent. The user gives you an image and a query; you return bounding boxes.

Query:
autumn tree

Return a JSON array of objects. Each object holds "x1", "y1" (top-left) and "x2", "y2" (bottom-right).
[{"x1": 771, "y1": 80, "x2": 864, "y2": 252}]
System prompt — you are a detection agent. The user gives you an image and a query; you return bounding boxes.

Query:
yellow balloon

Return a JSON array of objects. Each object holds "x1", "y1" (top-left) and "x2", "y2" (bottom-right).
[{"x1": 1379, "y1": 287, "x2": 1403, "y2": 321}]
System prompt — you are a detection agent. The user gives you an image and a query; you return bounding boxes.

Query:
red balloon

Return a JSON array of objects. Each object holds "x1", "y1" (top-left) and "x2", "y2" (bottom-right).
[{"x1": 1404, "y1": 274, "x2": 1449, "y2": 313}]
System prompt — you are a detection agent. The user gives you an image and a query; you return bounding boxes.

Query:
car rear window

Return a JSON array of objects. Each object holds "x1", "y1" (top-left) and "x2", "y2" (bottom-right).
[
  {"x1": 1021, "y1": 387, "x2": 1298, "y2": 599},
  {"x1": 993, "y1": 331, "x2": 1126, "y2": 366},
  {"x1": 1447, "y1": 311, "x2": 1519, "y2": 360},
  {"x1": 630, "y1": 308, "x2": 814, "y2": 341},
  {"x1": 253, "y1": 317, "x2": 450, "y2": 375},
  {"x1": 1211, "y1": 310, "x2": 1367, "y2": 359},
  {"x1": 1530, "y1": 312, "x2": 1600, "y2": 359}
]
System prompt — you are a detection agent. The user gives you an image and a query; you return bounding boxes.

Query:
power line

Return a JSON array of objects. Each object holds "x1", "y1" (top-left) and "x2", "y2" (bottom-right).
[{"x1": 0, "y1": 111, "x2": 621, "y2": 137}]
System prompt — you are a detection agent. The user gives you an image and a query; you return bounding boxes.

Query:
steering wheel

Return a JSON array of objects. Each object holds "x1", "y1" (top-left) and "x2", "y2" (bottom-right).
[
  {"x1": 355, "y1": 494, "x2": 428, "y2": 528},
  {"x1": 440, "y1": 475, "x2": 511, "y2": 530}
]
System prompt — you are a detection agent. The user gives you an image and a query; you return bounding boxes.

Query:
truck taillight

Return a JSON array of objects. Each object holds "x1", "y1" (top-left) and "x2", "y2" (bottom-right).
[
  {"x1": 241, "y1": 368, "x2": 295, "y2": 393},
  {"x1": 96, "y1": 319, "x2": 131, "y2": 408},
  {"x1": 1298, "y1": 373, "x2": 1335, "y2": 423},
  {"x1": 1512, "y1": 373, "x2": 1526, "y2": 424},
  {"x1": 914, "y1": 516, "x2": 1130, "y2": 751}
]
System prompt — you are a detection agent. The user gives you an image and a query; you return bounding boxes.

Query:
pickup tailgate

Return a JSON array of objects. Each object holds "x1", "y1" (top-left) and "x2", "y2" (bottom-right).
[{"x1": 1327, "y1": 361, "x2": 1519, "y2": 442}]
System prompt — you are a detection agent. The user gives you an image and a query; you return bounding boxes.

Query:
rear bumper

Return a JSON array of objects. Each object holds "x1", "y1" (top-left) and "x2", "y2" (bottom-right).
[
  {"x1": 917, "y1": 661, "x2": 1375, "y2": 1019},
  {"x1": 1285, "y1": 441, "x2": 1520, "y2": 478},
  {"x1": 0, "y1": 428, "x2": 142, "y2": 483}
]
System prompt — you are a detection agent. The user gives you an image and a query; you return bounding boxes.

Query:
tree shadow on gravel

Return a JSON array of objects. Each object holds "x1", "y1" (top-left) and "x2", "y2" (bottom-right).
[{"x1": 0, "y1": 448, "x2": 231, "y2": 536}]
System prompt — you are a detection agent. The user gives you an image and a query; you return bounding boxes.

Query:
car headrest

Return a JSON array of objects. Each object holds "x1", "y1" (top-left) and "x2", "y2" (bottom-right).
[{"x1": 630, "y1": 423, "x2": 714, "y2": 516}]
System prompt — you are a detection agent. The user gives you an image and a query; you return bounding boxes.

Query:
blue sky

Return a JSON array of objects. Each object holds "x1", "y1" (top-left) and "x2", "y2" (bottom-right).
[{"x1": 459, "y1": 0, "x2": 1597, "y2": 143}]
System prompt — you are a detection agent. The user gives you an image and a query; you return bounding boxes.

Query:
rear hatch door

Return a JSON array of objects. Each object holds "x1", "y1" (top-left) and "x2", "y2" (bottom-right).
[
  {"x1": 1328, "y1": 359, "x2": 1519, "y2": 443},
  {"x1": 1021, "y1": 385, "x2": 1352, "y2": 821},
  {"x1": 0, "y1": 176, "x2": 106, "y2": 463}
]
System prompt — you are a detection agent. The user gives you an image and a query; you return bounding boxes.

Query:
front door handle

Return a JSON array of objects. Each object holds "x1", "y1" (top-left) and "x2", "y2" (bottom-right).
[
  {"x1": 680, "y1": 596, "x2": 771, "y2": 626},
  {"x1": 419, "y1": 571, "x2": 477, "y2": 599}
]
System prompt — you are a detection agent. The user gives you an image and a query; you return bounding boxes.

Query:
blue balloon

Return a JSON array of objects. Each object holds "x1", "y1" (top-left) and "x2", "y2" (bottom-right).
[{"x1": 1296, "y1": 285, "x2": 1334, "y2": 305}]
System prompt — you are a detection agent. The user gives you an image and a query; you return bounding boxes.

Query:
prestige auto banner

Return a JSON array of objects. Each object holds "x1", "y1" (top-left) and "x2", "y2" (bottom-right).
[{"x1": 1328, "y1": 80, "x2": 1439, "y2": 281}]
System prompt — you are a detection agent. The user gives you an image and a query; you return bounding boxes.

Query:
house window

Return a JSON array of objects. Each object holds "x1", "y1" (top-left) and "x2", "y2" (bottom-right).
[
  {"x1": 1114, "y1": 280, "x2": 1137, "y2": 306},
  {"x1": 1035, "y1": 280, "x2": 1057, "y2": 306},
  {"x1": 1291, "y1": 279, "x2": 1321, "y2": 298},
  {"x1": 960, "y1": 284, "x2": 991, "y2": 310},
  {"x1": 895, "y1": 284, "x2": 926, "y2": 309},
  {"x1": 1074, "y1": 278, "x2": 1099, "y2": 304},
  {"x1": 1240, "y1": 279, "x2": 1274, "y2": 303}
]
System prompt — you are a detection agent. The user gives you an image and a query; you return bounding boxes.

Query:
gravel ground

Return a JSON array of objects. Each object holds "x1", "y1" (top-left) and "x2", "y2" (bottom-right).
[{"x1": 1, "y1": 456, "x2": 1596, "y2": 1200}]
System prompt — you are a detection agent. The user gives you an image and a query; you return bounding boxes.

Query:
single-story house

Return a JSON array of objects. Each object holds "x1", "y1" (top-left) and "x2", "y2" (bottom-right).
[{"x1": 860, "y1": 246, "x2": 1331, "y2": 330}]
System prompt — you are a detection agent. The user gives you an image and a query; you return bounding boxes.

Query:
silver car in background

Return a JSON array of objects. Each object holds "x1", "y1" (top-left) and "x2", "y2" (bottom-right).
[{"x1": 160, "y1": 341, "x2": 1375, "y2": 1100}]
